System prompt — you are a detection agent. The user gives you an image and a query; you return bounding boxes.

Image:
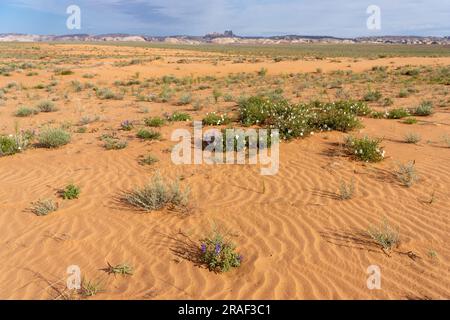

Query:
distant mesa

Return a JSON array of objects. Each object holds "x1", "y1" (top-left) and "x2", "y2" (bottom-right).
[{"x1": 0, "y1": 31, "x2": 449, "y2": 45}]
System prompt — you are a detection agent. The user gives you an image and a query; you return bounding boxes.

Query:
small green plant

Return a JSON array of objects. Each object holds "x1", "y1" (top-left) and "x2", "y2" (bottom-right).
[
  {"x1": 203, "y1": 112, "x2": 231, "y2": 126},
  {"x1": 395, "y1": 161, "x2": 418, "y2": 187},
  {"x1": 386, "y1": 108, "x2": 410, "y2": 119},
  {"x1": 169, "y1": 111, "x2": 192, "y2": 122},
  {"x1": 55, "y1": 68, "x2": 74, "y2": 76},
  {"x1": 38, "y1": 128, "x2": 71, "y2": 148},
  {"x1": 363, "y1": 89, "x2": 382, "y2": 102},
  {"x1": 257, "y1": 67, "x2": 268, "y2": 77},
  {"x1": 120, "y1": 120, "x2": 133, "y2": 131},
  {"x1": 177, "y1": 92, "x2": 192, "y2": 105},
  {"x1": 137, "y1": 129, "x2": 161, "y2": 141},
  {"x1": 403, "y1": 117, "x2": 418, "y2": 124},
  {"x1": 200, "y1": 229, "x2": 241, "y2": 273},
  {"x1": 31, "y1": 199, "x2": 58, "y2": 216},
  {"x1": 339, "y1": 178, "x2": 355, "y2": 200},
  {"x1": 0, "y1": 128, "x2": 33, "y2": 156},
  {"x1": 36, "y1": 100, "x2": 58, "y2": 112},
  {"x1": 368, "y1": 219, "x2": 400, "y2": 251},
  {"x1": 61, "y1": 184, "x2": 81, "y2": 200},
  {"x1": 404, "y1": 132, "x2": 421, "y2": 144},
  {"x1": 144, "y1": 117, "x2": 166, "y2": 127},
  {"x1": 104, "y1": 138, "x2": 128, "y2": 150},
  {"x1": 412, "y1": 101, "x2": 433, "y2": 116},
  {"x1": 96, "y1": 87, "x2": 123, "y2": 100},
  {"x1": 104, "y1": 263, "x2": 133, "y2": 276},
  {"x1": 139, "y1": 154, "x2": 159, "y2": 165},
  {"x1": 344, "y1": 136, "x2": 385, "y2": 162},
  {"x1": 80, "y1": 279, "x2": 103, "y2": 297},
  {"x1": 15, "y1": 106, "x2": 38, "y2": 117},
  {"x1": 124, "y1": 174, "x2": 189, "y2": 211},
  {"x1": 212, "y1": 88, "x2": 222, "y2": 103}
]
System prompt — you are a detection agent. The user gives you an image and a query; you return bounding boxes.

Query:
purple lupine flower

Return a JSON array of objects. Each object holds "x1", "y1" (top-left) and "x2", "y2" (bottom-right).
[
  {"x1": 237, "y1": 255, "x2": 243, "y2": 262},
  {"x1": 201, "y1": 244, "x2": 207, "y2": 254},
  {"x1": 215, "y1": 244, "x2": 221, "y2": 255}
]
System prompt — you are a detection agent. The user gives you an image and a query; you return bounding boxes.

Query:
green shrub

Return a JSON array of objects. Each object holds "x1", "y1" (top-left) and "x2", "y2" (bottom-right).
[
  {"x1": 177, "y1": 93, "x2": 192, "y2": 105},
  {"x1": 403, "y1": 117, "x2": 417, "y2": 124},
  {"x1": 344, "y1": 136, "x2": 385, "y2": 162},
  {"x1": 36, "y1": 100, "x2": 58, "y2": 112},
  {"x1": 412, "y1": 101, "x2": 433, "y2": 116},
  {"x1": 124, "y1": 174, "x2": 189, "y2": 211},
  {"x1": 363, "y1": 89, "x2": 382, "y2": 102},
  {"x1": 15, "y1": 106, "x2": 38, "y2": 117},
  {"x1": 169, "y1": 111, "x2": 192, "y2": 122},
  {"x1": 368, "y1": 219, "x2": 400, "y2": 250},
  {"x1": 55, "y1": 68, "x2": 74, "y2": 76},
  {"x1": 104, "y1": 138, "x2": 128, "y2": 150},
  {"x1": 200, "y1": 230, "x2": 241, "y2": 273},
  {"x1": 38, "y1": 127, "x2": 71, "y2": 148},
  {"x1": 386, "y1": 108, "x2": 410, "y2": 119},
  {"x1": 137, "y1": 129, "x2": 161, "y2": 141},
  {"x1": 139, "y1": 154, "x2": 159, "y2": 165},
  {"x1": 61, "y1": 184, "x2": 81, "y2": 200},
  {"x1": 203, "y1": 112, "x2": 232, "y2": 126},
  {"x1": 96, "y1": 88, "x2": 123, "y2": 100},
  {"x1": 144, "y1": 117, "x2": 166, "y2": 127},
  {"x1": 0, "y1": 130, "x2": 33, "y2": 156}
]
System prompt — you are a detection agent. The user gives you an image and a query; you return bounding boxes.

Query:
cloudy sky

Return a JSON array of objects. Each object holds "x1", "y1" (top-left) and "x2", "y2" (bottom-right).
[{"x1": 0, "y1": 0, "x2": 449, "y2": 37}]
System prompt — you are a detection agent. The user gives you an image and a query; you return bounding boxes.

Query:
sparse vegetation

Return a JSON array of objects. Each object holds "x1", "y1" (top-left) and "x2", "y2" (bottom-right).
[
  {"x1": 404, "y1": 132, "x2": 421, "y2": 144},
  {"x1": 200, "y1": 229, "x2": 242, "y2": 273},
  {"x1": 37, "y1": 127, "x2": 71, "y2": 148},
  {"x1": 124, "y1": 174, "x2": 189, "y2": 211},
  {"x1": 368, "y1": 219, "x2": 400, "y2": 251},
  {"x1": 395, "y1": 161, "x2": 419, "y2": 187},
  {"x1": 137, "y1": 129, "x2": 161, "y2": 141},
  {"x1": 344, "y1": 136, "x2": 385, "y2": 162},
  {"x1": 31, "y1": 199, "x2": 58, "y2": 216},
  {"x1": 339, "y1": 178, "x2": 355, "y2": 200},
  {"x1": 61, "y1": 184, "x2": 81, "y2": 200},
  {"x1": 36, "y1": 100, "x2": 58, "y2": 113}
]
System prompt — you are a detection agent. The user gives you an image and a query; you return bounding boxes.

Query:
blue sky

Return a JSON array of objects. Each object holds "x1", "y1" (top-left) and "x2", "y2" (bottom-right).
[{"x1": 0, "y1": 0, "x2": 449, "y2": 37}]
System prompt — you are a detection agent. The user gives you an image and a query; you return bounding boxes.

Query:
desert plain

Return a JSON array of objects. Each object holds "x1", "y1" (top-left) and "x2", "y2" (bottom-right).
[{"x1": 0, "y1": 42, "x2": 449, "y2": 299}]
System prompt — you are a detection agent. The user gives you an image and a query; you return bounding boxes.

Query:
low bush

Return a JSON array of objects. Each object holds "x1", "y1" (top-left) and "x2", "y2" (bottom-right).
[
  {"x1": 144, "y1": 117, "x2": 166, "y2": 127},
  {"x1": 36, "y1": 100, "x2": 58, "y2": 113},
  {"x1": 344, "y1": 136, "x2": 385, "y2": 162},
  {"x1": 200, "y1": 230, "x2": 242, "y2": 273},
  {"x1": 124, "y1": 174, "x2": 189, "y2": 211},
  {"x1": 137, "y1": 129, "x2": 161, "y2": 141},
  {"x1": 31, "y1": 199, "x2": 58, "y2": 216},
  {"x1": 202, "y1": 112, "x2": 232, "y2": 126},
  {"x1": 61, "y1": 184, "x2": 81, "y2": 200},
  {"x1": 38, "y1": 128, "x2": 71, "y2": 148},
  {"x1": 386, "y1": 108, "x2": 410, "y2": 119}
]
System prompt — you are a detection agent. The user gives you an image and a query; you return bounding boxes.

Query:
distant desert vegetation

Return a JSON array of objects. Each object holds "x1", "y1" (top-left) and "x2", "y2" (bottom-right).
[{"x1": 0, "y1": 42, "x2": 449, "y2": 299}]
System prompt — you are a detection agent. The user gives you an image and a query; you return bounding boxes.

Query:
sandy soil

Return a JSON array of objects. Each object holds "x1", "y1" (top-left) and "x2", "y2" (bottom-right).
[{"x1": 0, "y1": 44, "x2": 449, "y2": 300}]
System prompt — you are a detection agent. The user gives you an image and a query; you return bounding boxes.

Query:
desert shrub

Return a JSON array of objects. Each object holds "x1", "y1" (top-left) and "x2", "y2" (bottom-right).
[
  {"x1": 411, "y1": 101, "x2": 433, "y2": 116},
  {"x1": 368, "y1": 219, "x2": 400, "y2": 251},
  {"x1": 177, "y1": 93, "x2": 192, "y2": 105},
  {"x1": 363, "y1": 89, "x2": 382, "y2": 102},
  {"x1": 124, "y1": 174, "x2": 189, "y2": 211},
  {"x1": 212, "y1": 89, "x2": 222, "y2": 103},
  {"x1": 139, "y1": 154, "x2": 159, "y2": 165},
  {"x1": 96, "y1": 87, "x2": 123, "y2": 100},
  {"x1": 344, "y1": 136, "x2": 385, "y2": 162},
  {"x1": 15, "y1": 106, "x2": 38, "y2": 117},
  {"x1": 370, "y1": 111, "x2": 386, "y2": 119},
  {"x1": 257, "y1": 67, "x2": 268, "y2": 77},
  {"x1": 31, "y1": 199, "x2": 58, "y2": 216},
  {"x1": 103, "y1": 138, "x2": 127, "y2": 150},
  {"x1": 239, "y1": 96, "x2": 279, "y2": 126},
  {"x1": 61, "y1": 184, "x2": 81, "y2": 200},
  {"x1": 38, "y1": 127, "x2": 71, "y2": 148},
  {"x1": 169, "y1": 111, "x2": 192, "y2": 122},
  {"x1": 36, "y1": 100, "x2": 58, "y2": 112},
  {"x1": 144, "y1": 117, "x2": 166, "y2": 127},
  {"x1": 54, "y1": 68, "x2": 74, "y2": 76},
  {"x1": 158, "y1": 85, "x2": 174, "y2": 102},
  {"x1": 312, "y1": 102, "x2": 362, "y2": 132},
  {"x1": 203, "y1": 112, "x2": 232, "y2": 126},
  {"x1": 386, "y1": 108, "x2": 410, "y2": 119},
  {"x1": 398, "y1": 88, "x2": 410, "y2": 98},
  {"x1": 137, "y1": 129, "x2": 161, "y2": 141},
  {"x1": 0, "y1": 130, "x2": 33, "y2": 156},
  {"x1": 223, "y1": 93, "x2": 234, "y2": 102},
  {"x1": 120, "y1": 120, "x2": 133, "y2": 131},
  {"x1": 404, "y1": 132, "x2": 421, "y2": 144},
  {"x1": 104, "y1": 263, "x2": 133, "y2": 276},
  {"x1": 395, "y1": 161, "x2": 418, "y2": 187},
  {"x1": 79, "y1": 115, "x2": 100, "y2": 125},
  {"x1": 200, "y1": 230, "x2": 241, "y2": 273},
  {"x1": 382, "y1": 97, "x2": 394, "y2": 106},
  {"x1": 82, "y1": 73, "x2": 95, "y2": 79},
  {"x1": 80, "y1": 279, "x2": 103, "y2": 297},
  {"x1": 403, "y1": 117, "x2": 418, "y2": 124},
  {"x1": 339, "y1": 178, "x2": 355, "y2": 200}
]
